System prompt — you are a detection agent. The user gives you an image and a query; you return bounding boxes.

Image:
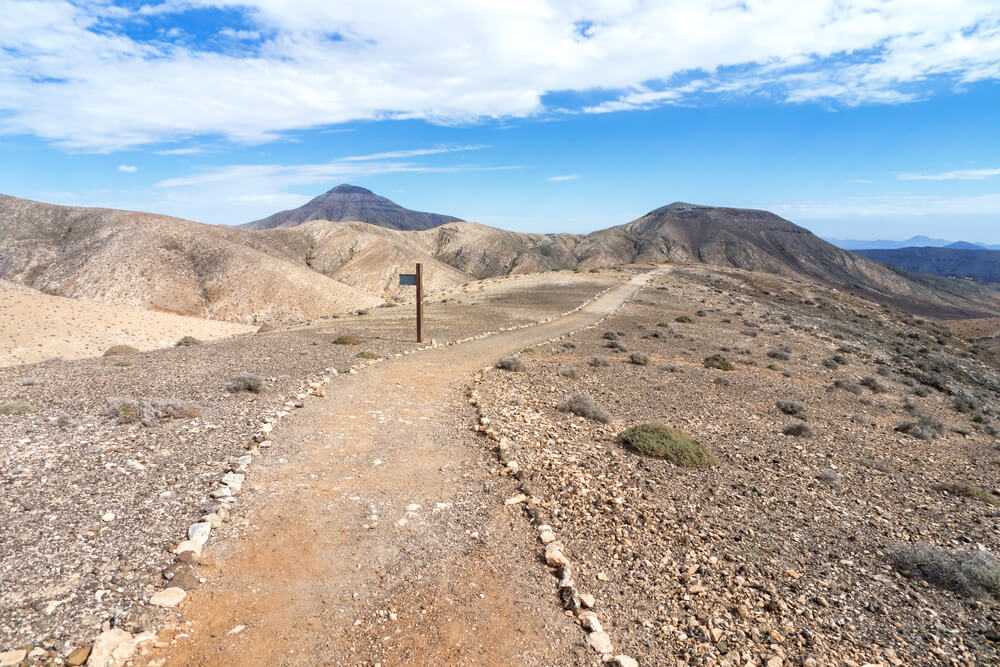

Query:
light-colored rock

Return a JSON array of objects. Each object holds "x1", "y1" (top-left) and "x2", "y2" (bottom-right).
[
  {"x1": 0, "y1": 649, "x2": 27, "y2": 666},
  {"x1": 221, "y1": 472, "x2": 244, "y2": 492},
  {"x1": 582, "y1": 615, "x2": 603, "y2": 633},
  {"x1": 88, "y1": 629, "x2": 135, "y2": 667},
  {"x1": 173, "y1": 540, "x2": 201, "y2": 563},
  {"x1": 504, "y1": 493, "x2": 528, "y2": 505},
  {"x1": 150, "y1": 587, "x2": 186, "y2": 607},
  {"x1": 586, "y1": 631, "x2": 613, "y2": 654},
  {"x1": 65, "y1": 646, "x2": 91, "y2": 666},
  {"x1": 579, "y1": 592, "x2": 596, "y2": 608},
  {"x1": 545, "y1": 543, "x2": 570, "y2": 568},
  {"x1": 101, "y1": 511, "x2": 115, "y2": 522},
  {"x1": 539, "y1": 530, "x2": 557, "y2": 544},
  {"x1": 187, "y1": 522, "x2": 211, "y2": 546},
  {"x1": 613, "y1": 656, "x2": 639, "y2": 667}
]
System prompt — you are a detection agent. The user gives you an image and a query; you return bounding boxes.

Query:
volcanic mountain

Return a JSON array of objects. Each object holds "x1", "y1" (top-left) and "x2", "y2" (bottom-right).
[{"x1": 242, "y1": 184, "x2": 463, "y2": 231}]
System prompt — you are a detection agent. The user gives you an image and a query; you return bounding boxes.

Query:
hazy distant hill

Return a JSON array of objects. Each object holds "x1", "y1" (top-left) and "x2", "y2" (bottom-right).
[
  {"x1": 243, "y1": 184, "x2": 463, "y2": 231},
  {"x1": 829, "y1": 236, "x2": 1000, "y2": 251},
  {"x1": 856, "y1": 247, "x2": 1000, "y2": 285}
]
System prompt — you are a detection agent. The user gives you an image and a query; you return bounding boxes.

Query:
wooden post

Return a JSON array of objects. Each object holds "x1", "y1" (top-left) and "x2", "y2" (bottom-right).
[{"x1": 416, "y1": 262, "x2": 424, "y2": 343}]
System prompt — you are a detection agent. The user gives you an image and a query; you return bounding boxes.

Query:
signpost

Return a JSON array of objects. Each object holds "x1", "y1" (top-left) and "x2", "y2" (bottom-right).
[{"x1": 399, "y1": 263, "x2": 424, "y2": 343}]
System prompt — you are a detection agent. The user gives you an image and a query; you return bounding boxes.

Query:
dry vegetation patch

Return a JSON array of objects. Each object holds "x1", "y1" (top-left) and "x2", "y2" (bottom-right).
[{"x1": 618, "y1": 423, "x2": 714, "y2": 467}]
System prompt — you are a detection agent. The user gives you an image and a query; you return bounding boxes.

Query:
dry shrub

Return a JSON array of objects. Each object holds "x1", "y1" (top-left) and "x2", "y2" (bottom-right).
[
  {"x1": 497, "y1": 356, "x2": 524, "y2": 372},
  {"x1": 226, "y1": 373, "x2": 266, "y2": 393},
  {"x1": 105, "y1": 397, "x2": 200, "y2": 426},
  {"x1": 783, "y1": 420, "x2": 812, "y2": 437},
  {"x1": 558, "y1": 366, "x2": 578, "y2": 379},
  {"x1": 703, "y1": 354, "x2": 735, "y2": 371},
  {"x1": 175, "y1": 336, "x2": 202, "y2": 347},
  {"x1": 103, "y1": 345, "x2": 139, "y2": 357},
  {"x1": 333, "y1": 335, "x2": 364, "y2": 345},
  {"x1": 891, "y1": 542, "x2": 1000, "y2": 599},
  {"x1": 588, "y1": 356, "x2": 610, "y2": 367},
  {"x1": 629, "y1": 351, "x2": 649, "y2": 366},
  {"x1": 932, "y1": 482, "x2": 998, "y2": 505},
  {"x1": 558, "y1": 393, "x2": 611, "y2": 423},
  {"x1": 0, "y1": 400, "x2": 34, "y2": 415},
  {"x1": 895, "y1": 415, "x2": 944, "y2": 440},
  {"x1": 776, "y1": 400, "x2": 805, "y2": 416}
]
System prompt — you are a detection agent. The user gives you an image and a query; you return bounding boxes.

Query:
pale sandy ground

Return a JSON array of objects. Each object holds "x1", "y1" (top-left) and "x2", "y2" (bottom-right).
[{"x1": 0, "y1": 283, "x2": 254, "y2": 367}]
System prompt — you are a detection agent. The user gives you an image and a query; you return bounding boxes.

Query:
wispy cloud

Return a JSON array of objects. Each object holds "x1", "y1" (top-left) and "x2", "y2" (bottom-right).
[
  {"x1": 154, "y1": 147, "x2": 207, "y2": 155},
  {"x1": 547, "y1": 174, "x2": 578, "y2": 182},
  {"x1": 1, "y1": 2, "x2": 998, "y2": 150},
  {"x1": 899, "y1": 167, "x2": 1000, "y2": 181},
  {"x1": 341, "y1": 145, "x2": 486, "y2": 161},
  {"x1": 118, "y1": 164, "x2": 137, "y2": 172},
  {"x1": 772, "y1": 193, "x2": 1000, "y2": 220}
]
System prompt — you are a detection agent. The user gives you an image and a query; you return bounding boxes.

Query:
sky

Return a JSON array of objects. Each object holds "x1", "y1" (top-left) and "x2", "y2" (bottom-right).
[{"x1": 1, "y1": 1, "x2": 999, "y2": 241}]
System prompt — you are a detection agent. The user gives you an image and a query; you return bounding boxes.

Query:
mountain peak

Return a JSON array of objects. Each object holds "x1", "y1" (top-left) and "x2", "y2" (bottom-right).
[{"x1": 243, "y1": 185, "x2": 463, "y2": 231}]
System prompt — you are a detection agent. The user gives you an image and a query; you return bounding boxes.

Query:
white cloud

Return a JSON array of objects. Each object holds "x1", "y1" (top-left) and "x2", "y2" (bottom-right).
[
  {"x1": 1, "y1": 1, "x2": 999, "y2": 150},
  {"x1": 899, "y1": 167, "x2": 1000, "y2": 180},
  {"x1": 547, "y1": 174, "x2": 578, "y2": 181},
  {"x1": 153, "y1": 147, "x2": 206, "y2": 155},
  {"x1": 118, "y1": 164, "x2": 137, "y2": 172},
  {"x1": 771, "y1": 193, "x2": 1000, "y2": 220},
  {"x1": 340, "y1": 145, "x2": 486, "y2": 161}
]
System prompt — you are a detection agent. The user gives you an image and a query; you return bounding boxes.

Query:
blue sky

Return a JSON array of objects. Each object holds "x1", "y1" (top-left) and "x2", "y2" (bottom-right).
[{"x1": 1, "y1": 1, "x2": 999, "y2": 241}]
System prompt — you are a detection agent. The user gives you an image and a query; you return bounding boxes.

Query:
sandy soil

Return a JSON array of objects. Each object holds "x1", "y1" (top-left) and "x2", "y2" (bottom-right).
[{"x1": 0, "y1": 284, "x2": 254, "y2": 367}]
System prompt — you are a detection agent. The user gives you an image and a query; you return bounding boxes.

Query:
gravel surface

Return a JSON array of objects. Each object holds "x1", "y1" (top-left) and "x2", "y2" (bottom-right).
[
  {"x1": 0, "y1": 271, "x2": 615, "y2": 661},
  {"x1": 476, "y1": 266, "x2": 1000, "y2": 665}
]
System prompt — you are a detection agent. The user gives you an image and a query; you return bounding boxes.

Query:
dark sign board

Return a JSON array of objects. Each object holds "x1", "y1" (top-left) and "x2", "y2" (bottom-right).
[{"x1": 399, "y1": 273, "x2": 418, "y2": 286}]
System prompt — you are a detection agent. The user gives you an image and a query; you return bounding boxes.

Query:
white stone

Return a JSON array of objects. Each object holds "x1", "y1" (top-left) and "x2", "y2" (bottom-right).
[
  {"x1": 539, "y1": 530, "x2": 557, "y2": 544},
  {"x1": 173, "y1": 540, "x2": 202, "y2": 563},
  {"x1": 544, "y1": 543, "x2": 570, "y2": 568},
  {"x1": 188, "y1": 522, "x2": 211, "y2": 546},
  {"x1": 405, "y1": 503, "x2": 421, "y2": 512},
  {"x1": 88, "y1": 628, "x2": 135, "y2": 667},
  {"x1": 504, "y1": 493, "x2": 528, "y2": 505},
  {"x1": 150, "y1": 587, "x2": 186, "y2": 608},
  {"x1": 586, "y1": 631, "x2": 613, "y2": 654},
  {"x1": 101, "y1": 511, "x2": 115, "y2": 522},
  {"x1": 582, "y1": 615, "x2": 603, "y2": 633},
  {"x1": 613, "y1": 656, "x2": 638, "y2": 667},
  {"x1": 221, "y1": 472, "x2": 244, "y2": 492},
  {"x1": 1, "y1": 650, "x2": 28, "y2": 666},
  {"x1": 579, "y1": 592, "x2": 596, "y2": 608}
]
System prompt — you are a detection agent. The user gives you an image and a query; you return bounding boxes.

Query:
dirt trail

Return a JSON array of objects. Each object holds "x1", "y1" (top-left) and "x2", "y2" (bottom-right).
[{"x1": 148, "y1": 271, "x2": 659, "y2": 666}]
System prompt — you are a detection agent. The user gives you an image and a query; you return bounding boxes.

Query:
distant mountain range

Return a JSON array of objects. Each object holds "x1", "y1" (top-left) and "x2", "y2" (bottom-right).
[
  {"x1": 2, "y1": 186, "x2": 1000, "y2": 323},
  {"x1": 243, "y1": 184, "x2": 464, "y2": 231},
  {"x1": 828, "y1": 235, "x2": 1000, "y2": 251},
  {"x1": 856, "y1": 247, "x2": 1000, "y2": 286}
]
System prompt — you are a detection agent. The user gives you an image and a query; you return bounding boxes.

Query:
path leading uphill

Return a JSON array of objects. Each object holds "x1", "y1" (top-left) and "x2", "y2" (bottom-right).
[{"x1": 148, "y1": 270, "x2": 662, "y2": 666}]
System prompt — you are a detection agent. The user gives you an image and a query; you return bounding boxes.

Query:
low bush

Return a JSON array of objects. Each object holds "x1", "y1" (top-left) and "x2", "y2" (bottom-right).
[
  {"x1": 713, "y1": 377, "x2": 732, "y2": 387},
  {"x1": 932, "y1": 482, "x2": 998, "y2": 505},
  {"x1": 226, "y1": 373, "x2": 266, "y2": 393},
  {"x1": 558, "y1": 366, "x2": 578, "y2": 379},
  {"x1": 588, "y1": 356, "x2": 610, "y2": 367},
  {"x1": 890, "y1": 542, "x2": 1000, "y2": 599},
  {"x1": 333, "y1": 335, "x2": 364, "y2": 345},
  {"x1": 618, "y1": 423, "x2": 715, "y2": 467},
  {"x1": 558, "y1": 393, "x2": 611, "y2": 423},
  {"x1": 822, "y1": 358, "x2": 839, "y2": 369},
  {"x1": 662, "y1": 363, "x2": 681, "y2": 373},
  {"x1": 859, "y1": 376, "x2": 888, "y2": 393},
  {"x1": 675, "y1": 316, "x2": 694, "y2": 324},
  {"x1": 895, "y1": 415, "x2": 944, "y2": 440},
  {"x1": 103, "y1": 344, "x2": 139, "y2": 357},
  {"x1": 703, "y1": 354, "x2": 735, "y2": 371},
  {"x1": 175, "y1": 336, "x2": 202, "y2": 347},
  {"x1": 104, "y1": 397, "x2": 200, "y2": 426},
  {"x1": 953, "y1": 395, "x2": 981, "y2": 414},
  {"x1": 776, "y1": 400, "x2": 805, "y2": 416},
  {"x1": 629, "y1": 351, "x2": 649, "y2": 366},
  {"x1": 783, "y1": 420, "x2": 812, "y2": 437},
  {"x1": 0, "y1": 400, "x2": 34, "y2": 415},
  {"x1": 561, "y1": 341, "x2": 576, "y2": 349},
  {"x1": 857, "y1": 458, "x2": 893, "y2": 473},
  {"x1": 357, "y1": 351, "x2": 379, "y2": 359},
  {"x1": 256, "y1": 323, "x2": 276, "y2": 334},
  {"x1": 831, "y1": 378, "x2": 862, "y2": 395},
  {"x1": 602, "y1": 331, "x2": 618, "y2": 341},
  {"x1": 767, "y1": 349, "x2": 791, "y2": 361},
  {"x1": 20, "y1": 377, "x2": 42, "y2": 386},
  {"x1": 815, "y1": 469, "x2": 840, "y2": 485},
  {"x1": 605, "y1": 341, "x2": 627, "y2": 352},
  {"x1": 497, "y1": 356, "x2": 524, "y2": 372}
]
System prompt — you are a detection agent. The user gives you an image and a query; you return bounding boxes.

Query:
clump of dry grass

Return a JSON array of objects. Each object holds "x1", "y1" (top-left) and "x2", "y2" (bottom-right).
[
  {"x1": 0, "y1": 400, "x2": 35, "y2": 415},
  {"x1": 629, "y1": 351, "x2": 649, "y2": 366},
  {"x1": 105, "y1": 397, "x2": 200, "y2": 426},
  {"x1": 831, "y1": 378, "x2": 862, "y2": 395},
  {"x1": 558, "y1": 366, "x2": 578, "y2": 379},
  {"x1": 891, "y1": 542, "x2": 1000, "y2": 599},
  {"x1": 703, "y1": 354, "x2": 735, "y2": 371},
  {"x1": 175, "y1": 336, "x2": 202, "y2": 347},
  {"x1": 895, "y1": 414, "x2": 944, "y2": 440},
  {"x1": 588, "y1": 356, "x2": 610, "y2": 367},
  {"x1": 932, "y1": 482, "x2": 998, "y2": 505},
  {"x1": 783, "y1": 420, "x2": 812, "y2": 437},
  {"x1": 497, "y1": 356, "x2": 524, "y2": 372},
  {"x1": 333, "y1": 335, "x2": 364, "y2": 345},
  {"x1": 618, "y1": 423, "x2": 715, "y2": 467},
  {"x1": 226, "y1": 373, "x2": 266, "y2": 393},
  {"x1": 103, "y1": 345, "x2": 139, "y2": 357},
  {"x1": 776, "y1": 400, "x2": 805, "y2": 416},
  {"x1": 558, "y1": 393, "x2": 611, "y2": 423},
  {"x1": 859, "y1": 376, "x2": 888, "y2": 393}
]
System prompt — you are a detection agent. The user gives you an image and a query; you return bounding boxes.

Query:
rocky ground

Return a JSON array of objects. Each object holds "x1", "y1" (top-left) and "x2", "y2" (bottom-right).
[
  {"x1": 475, "y1": 266, "x2": 1000, "y2": 665},
  {"x1": 0, "y1": 271, "x2": 616, "y2": 664}
]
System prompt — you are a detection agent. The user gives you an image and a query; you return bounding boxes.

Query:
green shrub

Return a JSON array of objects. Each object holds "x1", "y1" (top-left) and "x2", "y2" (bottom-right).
[
  {"x1": 103, "y1": 344, "x2": 139, "y2": 357},
  {"x1": 558, "y1": 393, "x2": 611, "y2": 423},
  {"x1": 357, "y1": 351, "x2": 379, "y2": 359},
  {"x1": 618, "y1": 423, "x2": 715, "y2": 467},
  {"x1": 226, "y1": 373, "x2": 266, "y2": 393},
  {"x1": 0, "y1": 400, "x2": 34, "y2": 415},
  {"x1": 932, "y1": 482, "x2": 998, "y2": 505},
  {"x1": 497, "y1": 356, "x2": 524, "y2": 372},
  {"x1": 675, "y1": 316, "x2": 694, "y2": 324},
  {"x1": 891, "y1": 542, "x2": 1000, "y2": 599},
  {"x1": 333, "y1": 335, "x2": 363, "y2": 345},
  {"x1": 703, "y1": 354, "x2": 735, "y2": 371}
]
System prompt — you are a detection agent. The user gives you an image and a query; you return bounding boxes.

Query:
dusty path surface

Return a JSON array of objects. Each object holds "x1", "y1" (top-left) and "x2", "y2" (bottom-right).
[{"x1": 146, "y1": 271, "x2": 660, "y2": 666}]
